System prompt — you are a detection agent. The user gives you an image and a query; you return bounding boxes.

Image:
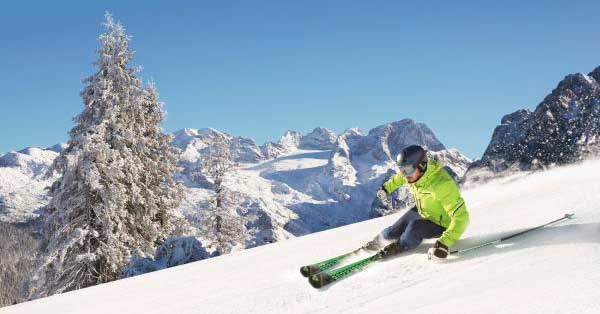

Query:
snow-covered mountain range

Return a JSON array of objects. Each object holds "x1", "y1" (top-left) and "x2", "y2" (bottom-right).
[
  {"x1": 168, "y1": 119, "x2": 471, "y2": 246},
  {"x1": 464, "y1": 65, "x2": 600, "y2": 183},
  {"x1": 0, "y1": 120, "x2": 470, "y2": 251},
  {"x1": 5, "y1": 60, "x2": 600, "y2": 257}
]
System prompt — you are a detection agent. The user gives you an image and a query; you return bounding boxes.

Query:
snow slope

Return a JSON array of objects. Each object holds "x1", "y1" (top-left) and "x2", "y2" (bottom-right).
[{"x1": 4, "y1": 157, "x2": 600, "y2": 314}]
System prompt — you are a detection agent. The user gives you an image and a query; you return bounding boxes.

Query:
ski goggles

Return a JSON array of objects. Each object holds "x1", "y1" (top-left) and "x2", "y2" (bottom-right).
[{"x1": 399, "y1": 162, "x2": 417, "y2": 177}]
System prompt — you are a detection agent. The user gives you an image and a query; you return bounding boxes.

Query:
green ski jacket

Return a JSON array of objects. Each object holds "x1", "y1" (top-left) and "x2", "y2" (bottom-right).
[{"x1": 382, "y1": 159, "x2": 469, "y2": 247}]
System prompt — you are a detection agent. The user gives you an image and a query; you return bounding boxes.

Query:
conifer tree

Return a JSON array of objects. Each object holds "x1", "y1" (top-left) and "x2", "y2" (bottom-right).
[
  {"x1": 28, "y1": 13, "x2": 186, "y2": 298},
  {"x1": 200, "y1": 140, "x2": 248, "y2": 255}
]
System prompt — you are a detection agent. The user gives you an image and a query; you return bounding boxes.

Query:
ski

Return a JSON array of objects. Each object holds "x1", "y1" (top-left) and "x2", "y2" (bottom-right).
[
  {"x1": 307, "y1": 213, "x2": 575, "y2": 288},
  {"x1": 300, "y1": 247, "x2": 365, "y2": 277},
  {"x1": 308, "y1": 251, "x2": 385, "y2": 288}
]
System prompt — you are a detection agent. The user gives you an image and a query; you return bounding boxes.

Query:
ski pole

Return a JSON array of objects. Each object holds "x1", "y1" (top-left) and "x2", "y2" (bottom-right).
[{"x1": 449, "y1": 213, "x2": 574, "y2": 255}]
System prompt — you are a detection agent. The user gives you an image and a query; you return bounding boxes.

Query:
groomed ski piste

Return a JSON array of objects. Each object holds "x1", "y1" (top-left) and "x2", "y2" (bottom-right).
[{"x1": 4, "y1": 158, "x2": 600, "y2": 314}]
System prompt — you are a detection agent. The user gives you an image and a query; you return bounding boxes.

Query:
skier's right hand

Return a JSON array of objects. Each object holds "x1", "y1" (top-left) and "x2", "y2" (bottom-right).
[
  {"x1": 381, "y1": 242, "x2": 403, "y2": 258},
  {"x1": 376, "y1": 187, "x2": 387, "y2": 200}
]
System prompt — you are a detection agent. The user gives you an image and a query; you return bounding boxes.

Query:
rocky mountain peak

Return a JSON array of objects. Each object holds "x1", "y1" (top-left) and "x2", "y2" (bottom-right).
[
  {"x1": 589, "y1": 65, "x2": 600, "y2": 82},
  {"x1": 465, "y1": 65, "x2": 600, "y2": 181},
  {"x1": 547, "y1": 72, "x2": 598, "y2": 103}
]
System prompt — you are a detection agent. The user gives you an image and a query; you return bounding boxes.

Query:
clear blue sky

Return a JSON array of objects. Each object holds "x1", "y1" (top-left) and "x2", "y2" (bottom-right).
[{"x1": 1, "y1": 1, "x2": 599, "y2": 158}]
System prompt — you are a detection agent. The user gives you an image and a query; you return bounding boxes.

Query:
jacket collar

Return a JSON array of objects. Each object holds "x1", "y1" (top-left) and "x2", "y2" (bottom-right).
[{"x1": 411, "y1": 159, "x2": 439, "y2": 188}]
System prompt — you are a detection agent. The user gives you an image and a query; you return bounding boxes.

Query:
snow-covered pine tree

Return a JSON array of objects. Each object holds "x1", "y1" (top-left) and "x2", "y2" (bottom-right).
[
  {"x1": 27, "y1": 13, "x2": 186, "y2": 298},
  {"x1": 200, "y1": 140, "x2": 248, "y2": 255}
]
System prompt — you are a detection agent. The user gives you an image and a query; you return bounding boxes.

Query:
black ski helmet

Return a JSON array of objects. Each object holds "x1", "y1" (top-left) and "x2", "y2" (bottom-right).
[{"x1": 398, "y1": 145, "x2": 428, "y2": 172}]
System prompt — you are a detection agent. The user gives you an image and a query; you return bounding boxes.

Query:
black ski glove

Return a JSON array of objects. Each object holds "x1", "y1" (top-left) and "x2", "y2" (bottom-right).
[
  {"x1": 376, "y1": 186, "x2": 387, "y2": 201},
  {"x1": 381, "y1": 242, "x2": 403, "y2": 258},
  {"x1": 427, "y1": 241, "x2": 449, "y2": 259}
]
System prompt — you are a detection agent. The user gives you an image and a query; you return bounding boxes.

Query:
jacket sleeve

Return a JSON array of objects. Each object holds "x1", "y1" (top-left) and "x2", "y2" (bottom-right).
[
  {"x1": 435, "y1": 179, "x2": 469, "y2": 248},
  {"x1": 382, "y1": 173, "x2": 406, "y2": 194}
]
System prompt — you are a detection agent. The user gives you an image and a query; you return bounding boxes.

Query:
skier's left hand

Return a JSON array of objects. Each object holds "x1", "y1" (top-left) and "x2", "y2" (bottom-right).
[
  {"x1": 427, "y1": 241, "x2": 449, "y2": 260},
  {"x1": 376, "y1": 187, "x2": 387, "y2": 201}
]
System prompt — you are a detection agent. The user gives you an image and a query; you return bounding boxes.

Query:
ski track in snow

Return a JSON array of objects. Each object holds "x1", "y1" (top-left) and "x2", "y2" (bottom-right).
[{"x1": 4, "y1": 159, "x2": 600, "y2": 314}]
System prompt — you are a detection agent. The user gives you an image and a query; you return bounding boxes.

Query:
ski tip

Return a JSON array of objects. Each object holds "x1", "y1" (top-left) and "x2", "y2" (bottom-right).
[
  {"x1": 309, "y1": 273, "x2": 333, "y2": 289},
  {"x1": 300, "y1": 266, "x2": 310, "y2": 277},
  {"x1": 300, "y1": 265, "x2": 320, "y2": 278}
]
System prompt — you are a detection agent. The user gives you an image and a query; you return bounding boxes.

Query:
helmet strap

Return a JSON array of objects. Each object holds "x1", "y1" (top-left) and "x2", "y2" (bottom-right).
[{"x1": 417, "y1": 160, "x2": 427, "y2": 173}]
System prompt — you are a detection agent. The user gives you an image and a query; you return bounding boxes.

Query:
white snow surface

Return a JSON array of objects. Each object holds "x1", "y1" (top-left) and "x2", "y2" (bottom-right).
[{"x1": 5, "y1": 158, "x2": 600, "y2": 314}]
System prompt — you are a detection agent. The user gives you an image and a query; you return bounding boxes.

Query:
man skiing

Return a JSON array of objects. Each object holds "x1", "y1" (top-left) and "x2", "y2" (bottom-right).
[{"x1": 365, "y1": 145, "x2": 469, "y2": 260}]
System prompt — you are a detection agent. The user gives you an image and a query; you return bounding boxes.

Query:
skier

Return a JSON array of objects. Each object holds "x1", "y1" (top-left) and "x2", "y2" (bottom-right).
[{"x1": 364, "y1": 145, "x2": 469, "y2": 260}]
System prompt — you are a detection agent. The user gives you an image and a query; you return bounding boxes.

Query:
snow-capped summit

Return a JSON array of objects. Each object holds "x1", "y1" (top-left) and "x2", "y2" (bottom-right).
[
  {"x1": 172, "y1": 128, "x2": 226, "y2": 151},
  {"x1": 0, "y1": 147, "x2": 58, "y2": 177},
  {"x1": 465, "y1": 65, "x2": 600, "y2": 183},
  {"x1": 279, "y1": 130, "x2": 302, "y2": 149},
  {"x1": 45, "y1": 143, "x2": 68, "y2": 153},
  {"x1": 259, "y1": 128, "x2": 337, "y2": 159},
  {"x1": 260, "y1": 130, "x2": 302, "y2": 159},
  {"x1": 171, "y1": 128, "x2": 203, "y2": 151},
  {"x1": 429, "y1": 149, "x2": 472, "y2": 180},
  {"x1": 230, "y1": 136, "x2": 264, "y2": 164},
  {"x1": 0, "y1": 147, "x2": 59, "y2": 223},
  {"x1": 172, "y1": 127, "x2": 263, "y2": 164},
  {"x1": 299, "y1": 127, "x2": 337, "y2": 150},
  {"x1": 353, "y1": 119, "x2": 446, "y2": 161},
  {"x1": 197, "y1": 127, "x2": 226, "y2": 137},
  {"x1": 336, "y1": 128, "x2": 365, "y2": 153}
]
